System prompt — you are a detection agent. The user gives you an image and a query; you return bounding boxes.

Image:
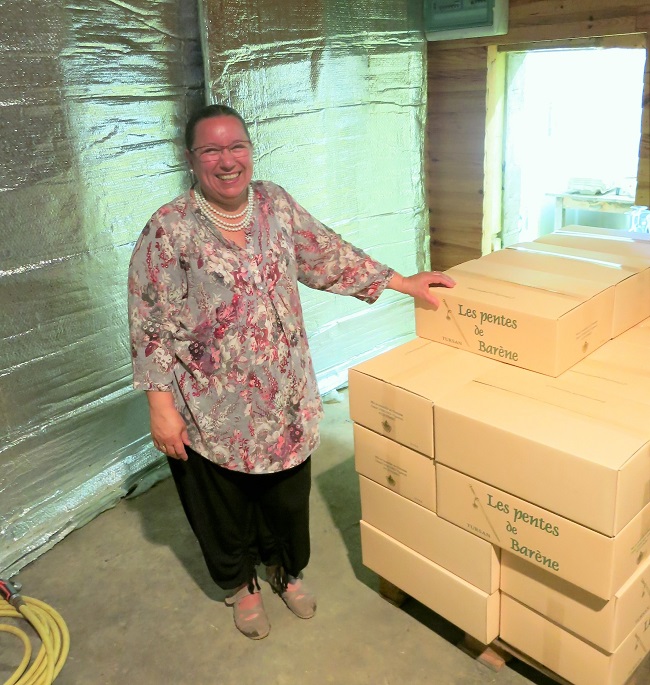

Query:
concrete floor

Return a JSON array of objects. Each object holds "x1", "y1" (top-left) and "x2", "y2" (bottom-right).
[{"x1": 1, "y1": 390, "x2": 620, "y2": 685}]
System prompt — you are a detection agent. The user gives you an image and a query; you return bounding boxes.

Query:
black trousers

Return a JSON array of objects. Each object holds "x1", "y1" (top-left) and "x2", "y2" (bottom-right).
[{"x1": 167, "y1": 446, "x2": 311, "y2": 591}]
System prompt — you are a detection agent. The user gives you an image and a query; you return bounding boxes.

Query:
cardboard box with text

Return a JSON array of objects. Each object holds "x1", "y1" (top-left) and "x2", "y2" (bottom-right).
[
  {"x1": 414, "y1": 263, "x2": 613, "y2": 376},
  {"x1": 348, "y1": 338, "x2": 499, "y2": 457},
  {"x1": 353, "y1": 423, "x2": 436, "y2": 511},
  {"x1": 436, "y1": 464, "x2": 650, "y2": 600},
  {"x1": 434, "y1": 368, "x2": 650, "y2": 536}
]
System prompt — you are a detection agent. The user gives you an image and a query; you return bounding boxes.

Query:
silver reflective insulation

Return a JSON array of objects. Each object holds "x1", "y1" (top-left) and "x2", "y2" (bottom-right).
[
  {"x1": 0, "y1": 0, "x2": 203, "y2": 575},
  {"x1": 201, "y1": 0, "x2": 429, "y2": 392},
  {"x1": 1, "y1": 0, "x2": 428, "y2": 576}
]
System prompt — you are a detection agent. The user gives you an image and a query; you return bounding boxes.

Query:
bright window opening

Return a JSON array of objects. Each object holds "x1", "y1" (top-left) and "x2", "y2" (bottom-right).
[{"x1": 501, "y1": 47, "x2": 647, "y2": 246}]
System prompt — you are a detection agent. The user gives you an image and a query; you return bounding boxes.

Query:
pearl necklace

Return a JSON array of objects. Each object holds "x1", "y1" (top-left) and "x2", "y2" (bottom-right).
[{"x1": 194, "y1": 185, "x2": 254, "y2": 232}]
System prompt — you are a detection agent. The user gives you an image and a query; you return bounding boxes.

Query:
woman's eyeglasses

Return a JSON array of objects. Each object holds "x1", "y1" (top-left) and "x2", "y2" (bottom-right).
[{"x1": 191, "y1": 141, "x2": 252, "y2": 162}]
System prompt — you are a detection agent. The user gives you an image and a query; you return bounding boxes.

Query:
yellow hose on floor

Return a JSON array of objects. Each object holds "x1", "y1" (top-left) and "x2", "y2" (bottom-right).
[{"x1": 0, "y1": 580, "x2": 70, "y2": 685}]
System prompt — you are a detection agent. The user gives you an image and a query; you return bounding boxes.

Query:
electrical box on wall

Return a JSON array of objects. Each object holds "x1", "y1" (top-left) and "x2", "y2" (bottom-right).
[{"x1": 425, "y1": 0, "x2": 508, "y2": 41}]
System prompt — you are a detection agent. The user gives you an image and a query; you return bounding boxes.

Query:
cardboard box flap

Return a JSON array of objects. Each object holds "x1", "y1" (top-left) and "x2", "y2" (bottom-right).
[
  {"x1": 349, "y1": 338, "x2": 500, "y2": 403},
  {"x1": 431, "y1": 269, "x2": 595, "y2": 319},
  {"x1": 507, "y1": 241, "x2": 650, "y2": 273},
  {"x1": 560, "y1": 225, "x2": 650, "y2": 242},
  {"x1": 349, "y1": 337, "x2": 433, "y2": 384},
  {"x1": 476, "y1": 246, "x2": 650, "y2": 338},
  {"x1": 618, "y1": 321, "x2": 650, "y2": 348},
  {"x1": 348, "y1": 339, "x2": 502, "y2": 456},
  {"x1": 569, "y1": 345, "x2": 650, "y2": 407},
  {"x1": 438, "y1": 376, "x2": 647, "y2": 470},
  {"x1": 536, "y1": 230, "x2": 650, "y2": 263},
  {"x1": 451, "y1": 259, "x2": 617, "y2": 299},
  {"x1": 476, "y1": 364, "x2": 650, "y2": 441},
  {"x1": 583, "y1": 325, "x2": 650, "y2": 361},
  {"x1": 567, "y1": 363, "x2": 650, "y2": 408}
]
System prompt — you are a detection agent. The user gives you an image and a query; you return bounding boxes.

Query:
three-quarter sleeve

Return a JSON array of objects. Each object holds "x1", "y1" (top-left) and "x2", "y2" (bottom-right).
[
  {"x1": 283, "y1": 190, "x2": 394, "y2": 303},
  {"x1": 128, "y1": 208, "x2": 187, "y2": 391}
]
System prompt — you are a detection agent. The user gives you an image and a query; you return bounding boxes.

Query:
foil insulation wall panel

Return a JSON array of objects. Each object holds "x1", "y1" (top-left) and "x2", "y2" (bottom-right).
[
  {"x1": 200, "y1": 0, "x2": 429, "y2": 392},
  {"x1": 0, "y1": 0, "x2": 203, "y2": 575},
  {"x1": 1, "y1": 0, "x2": 428, "y2": 576}
]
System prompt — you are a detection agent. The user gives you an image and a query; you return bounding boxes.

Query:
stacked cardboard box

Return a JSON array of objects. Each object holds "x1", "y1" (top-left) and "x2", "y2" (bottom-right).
[
  {"x1": 434, "y1": 354, "x2": 650, "y2": 684},
  {"x1": 499, "y1": 551, "x2": 650, "y2": 685},
  {"x1": 490, "y1": 317, "x2": 650, "y2": 685},
  {"x1": 350, "y1": 227, "x2": 650, "y2": 685},
  {"x1": 414, "y1": 227, "x2": 650, "y2": 376},
  {"x1": 350, "y1": 338, "x2": 502, "y2": 643}
]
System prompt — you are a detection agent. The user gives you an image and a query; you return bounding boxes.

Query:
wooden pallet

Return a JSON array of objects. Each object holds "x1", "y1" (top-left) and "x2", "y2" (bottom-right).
[
  {"x1": 377, "y1": 577, "x2": 650, "y2": 685},
  {"x1": 378, "y1": 576, "x2": 408, "y2": 607},
  {"x1": 459, "y1": 634, "x2": 650, "y2": 685},
  {"x1": 460, "y1": 635, "x2": 574, "y2": 683}
]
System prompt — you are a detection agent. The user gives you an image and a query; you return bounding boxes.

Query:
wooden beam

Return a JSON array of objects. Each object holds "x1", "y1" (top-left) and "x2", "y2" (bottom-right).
[
  {"x1": 497, "y1": 33, "x2": 646, "y2": 52},
  {"x1": 429, "y1": 18, "x2": 641, "y2": 51},
  {"x1": 636, "y1": 33, "x2": 650, "y2": 206},
  {"x1": 507, "y1": 0, "x2": 650, "y2": 27},
  {"x1": 426, "y1": 42, "x2": 488, "y2": 269},
  {"x1": 483, "y1": 46, "x2": 506, "y2": 255}
]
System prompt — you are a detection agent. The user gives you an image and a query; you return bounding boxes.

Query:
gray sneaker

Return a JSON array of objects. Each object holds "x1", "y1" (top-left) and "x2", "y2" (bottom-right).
[
  {"x1": 268, "y1": 569, "x2": 317, "y2": 620},
  {"x1": 225, "y1": 584, "x2": 270, "y2": 639}
]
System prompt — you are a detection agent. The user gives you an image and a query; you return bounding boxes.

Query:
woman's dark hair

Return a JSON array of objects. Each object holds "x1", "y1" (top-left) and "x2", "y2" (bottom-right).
[{"x1": 184, "y1": 104, "x2": 251, "y2": 150}]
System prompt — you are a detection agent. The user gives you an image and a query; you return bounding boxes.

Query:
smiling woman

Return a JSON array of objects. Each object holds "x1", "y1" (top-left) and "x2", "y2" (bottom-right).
[
  {"x1": 185, "y1": 109, "x2": 253, "y2": 214},
  {"x1": 127, "y1": 102, "x2": 455, "y2": 640}
]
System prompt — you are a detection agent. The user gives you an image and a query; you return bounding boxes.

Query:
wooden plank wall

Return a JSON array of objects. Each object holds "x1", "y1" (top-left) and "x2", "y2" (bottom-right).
[
  {"x1": 426, "y1": 0, "x2": 650, "y2": 271},
  {"x1": 427, "y1": 47, "x2": 488, "y2": 270}
]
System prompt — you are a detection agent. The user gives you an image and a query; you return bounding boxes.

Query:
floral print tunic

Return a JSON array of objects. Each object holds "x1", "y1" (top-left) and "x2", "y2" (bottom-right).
[{"x1": 128, "y1": 181, "x2": 393, "y2": 473}]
